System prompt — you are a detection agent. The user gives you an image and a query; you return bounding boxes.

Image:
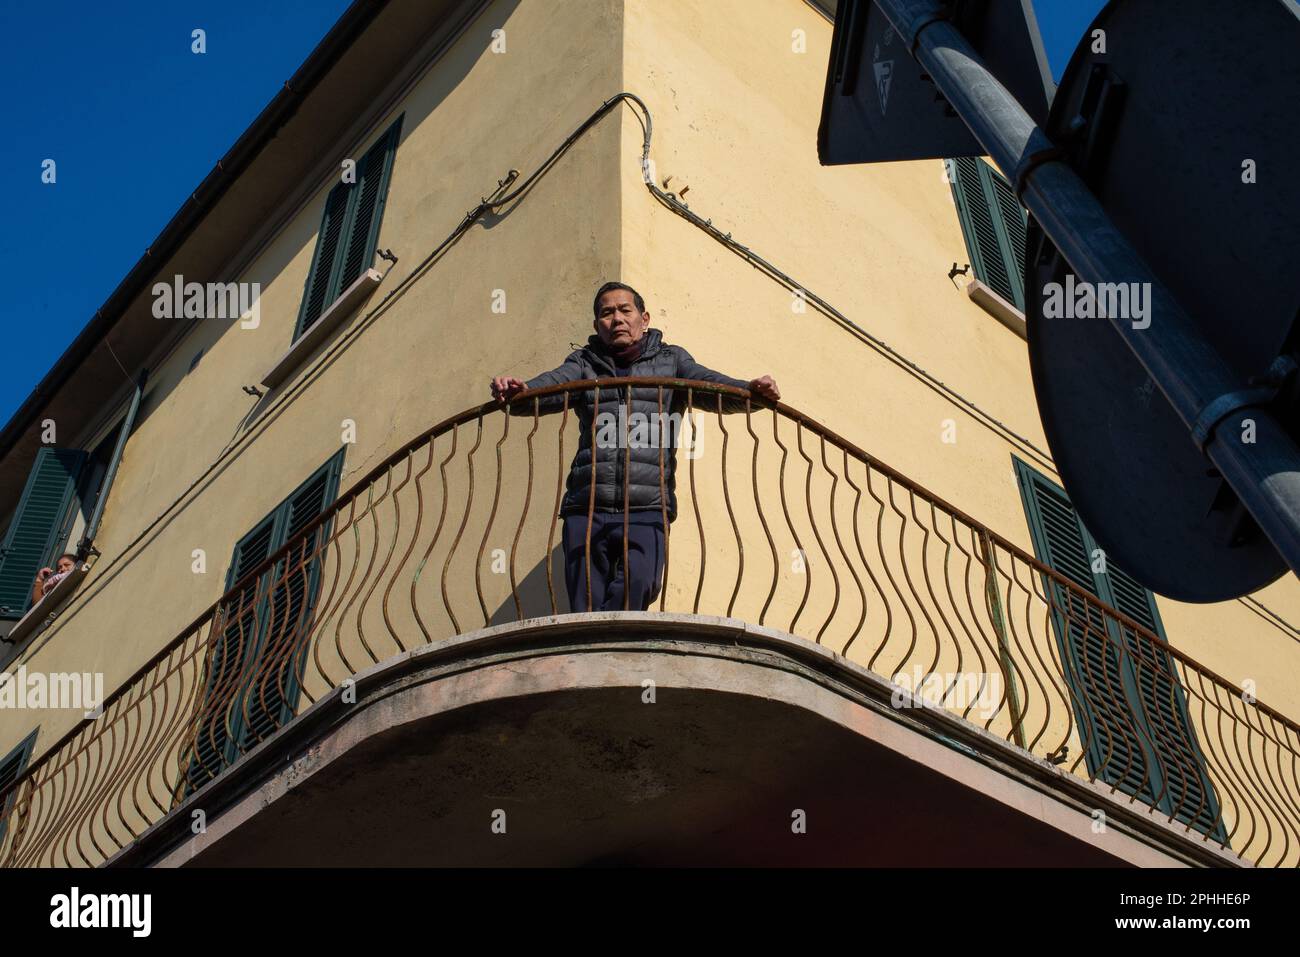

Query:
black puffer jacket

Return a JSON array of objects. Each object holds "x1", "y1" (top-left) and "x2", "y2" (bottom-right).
[{"x1": 513, "y1": 328, "x2": 751, "y2": 522}]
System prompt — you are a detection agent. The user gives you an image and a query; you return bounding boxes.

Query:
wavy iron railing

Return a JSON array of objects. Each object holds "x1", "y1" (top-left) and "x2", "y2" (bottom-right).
[{"x1": 2, "y1": 378, "x2": 1299, "y2": 867}]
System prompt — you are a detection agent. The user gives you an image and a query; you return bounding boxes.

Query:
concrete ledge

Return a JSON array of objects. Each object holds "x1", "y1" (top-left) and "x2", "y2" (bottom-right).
[
  {"x1": 967, "y1": 278, "x2": 1027, "y2": 340},
  {"x1": 0, "y1": 563, "x2": 91, "y2": 667},
  {"x1": 260, "y1": 267, "x2": 383, "y2": 389},
  {"x1": 112, "y1": 613, "x2": 1242, "y2": 867}
]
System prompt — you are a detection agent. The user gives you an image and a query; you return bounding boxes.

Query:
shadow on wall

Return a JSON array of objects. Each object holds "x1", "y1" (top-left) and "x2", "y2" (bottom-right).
[{"x1": 489, "y1": 543, "x2": 571, "y2": 625}]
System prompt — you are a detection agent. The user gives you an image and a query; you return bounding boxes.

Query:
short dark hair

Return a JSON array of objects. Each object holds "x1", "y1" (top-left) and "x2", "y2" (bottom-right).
[
  {"x1": 57, "y1": 552, "x2": 77, "y2": 564},
  {"x1": 592, "y1": 281, "x2": 646, "y2": 319}
]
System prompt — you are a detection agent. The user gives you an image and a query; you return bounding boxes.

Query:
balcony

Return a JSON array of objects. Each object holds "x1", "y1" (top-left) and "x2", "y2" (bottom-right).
[{"x1": 2, "y1": 378, "x2": 1298, "y2": 867}]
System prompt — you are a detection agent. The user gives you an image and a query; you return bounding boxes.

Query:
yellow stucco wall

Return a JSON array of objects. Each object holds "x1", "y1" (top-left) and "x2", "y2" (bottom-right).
[
  {"x1": 3, "y1": 0, "x2": 1298, "y2": 864},
  {"x1": 616, "y1": 0, "x2": 1300, "y2": 700},
  {"x1": 0, "y1": 0, "x2": 625, "y2": 763}
]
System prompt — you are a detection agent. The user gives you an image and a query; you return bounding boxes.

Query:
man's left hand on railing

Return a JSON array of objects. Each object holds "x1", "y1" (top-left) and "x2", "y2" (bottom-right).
[{"x1": 749, "y1": 375, "x2": 780, "y2": 402}]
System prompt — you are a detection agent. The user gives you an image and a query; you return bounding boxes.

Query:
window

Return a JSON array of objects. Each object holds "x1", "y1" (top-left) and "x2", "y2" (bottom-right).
[
  {"x1": 0, "y1": 449, "x2": 88, "y2": 621},
  {"x1": 1013, "y1": 458, "x2": 1225, "y2": 839},
  {"x1": 70, "y1": 426, "x2": 124, "y2": 542},
  {"x1": 0, "y1": 729, "x2": 38, "y2": 849},
  {"x1": 185, "y1": 449, "x2": 345, "y2": 792},
  {"x1": 0, "y1": 376, "x2": 144, "y2": 625},
  {"x1": 0, "y1": 431, "x2": 122, "y2": 622},
  {"x1": 294, "y1": 116, "x2": 404, "y2": 341},
  {"x1": 947, "y1": 156, "x2": 1027, "y2": 310}
]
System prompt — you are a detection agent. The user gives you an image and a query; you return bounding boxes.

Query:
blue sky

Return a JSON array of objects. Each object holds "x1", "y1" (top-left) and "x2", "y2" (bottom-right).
[
  {"x1": 0, "y1": 0, "x2": 1104, "y2": 430},
  {"x1": 1032, "y1": 0, "x2": 1107, "y2": 85}
]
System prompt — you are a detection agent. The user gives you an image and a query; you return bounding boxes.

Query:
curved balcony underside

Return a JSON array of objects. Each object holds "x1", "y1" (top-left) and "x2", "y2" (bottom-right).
[{"x1": 115, "y1": 614, "x2": 1232, "y2": 868}]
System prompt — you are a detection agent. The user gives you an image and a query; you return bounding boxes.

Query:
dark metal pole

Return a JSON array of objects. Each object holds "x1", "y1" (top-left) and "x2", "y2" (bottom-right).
[{"x1": 872, "y1": 0, "x2": 1300, "y2": 576}]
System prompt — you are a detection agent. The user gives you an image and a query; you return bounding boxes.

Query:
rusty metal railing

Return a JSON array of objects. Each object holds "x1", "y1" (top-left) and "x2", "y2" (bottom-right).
[{"x1": 2, "y1": 377, "x2": 1299, "y2": 866}]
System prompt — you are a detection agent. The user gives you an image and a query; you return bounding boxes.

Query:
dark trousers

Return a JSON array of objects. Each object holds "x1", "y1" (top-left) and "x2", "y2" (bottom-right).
[{"x1": 562, "y1": 511, "x2": 666, "y2": 612}]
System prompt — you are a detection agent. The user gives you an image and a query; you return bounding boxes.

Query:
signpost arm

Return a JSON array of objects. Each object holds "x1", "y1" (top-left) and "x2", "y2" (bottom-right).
[{"x1": 871, "y1": 0, "x2": 1300, "y2": 578}]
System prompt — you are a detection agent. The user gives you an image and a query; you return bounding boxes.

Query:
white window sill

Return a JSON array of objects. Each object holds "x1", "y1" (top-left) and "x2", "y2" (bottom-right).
[
  {"x1": 966, "y1": 278, "x2": 1027, "y2": 340},
  {"x1": 261, "y1": 268, "x2": 384, "y2": 389},
  {"x1": 1, "y1": 562, "x2": 91, "y2": 656}
]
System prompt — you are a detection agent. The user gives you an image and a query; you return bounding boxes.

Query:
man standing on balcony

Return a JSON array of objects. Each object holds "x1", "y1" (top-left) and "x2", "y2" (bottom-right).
[{"x1": 491, "y1": 281, "x2": 780, "y2": 613}]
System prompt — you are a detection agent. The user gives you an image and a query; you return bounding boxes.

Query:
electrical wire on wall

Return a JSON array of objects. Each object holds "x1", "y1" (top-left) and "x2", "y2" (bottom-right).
[{"x1": 611, "y1": 92, "x2": 1058, "y2": 475}]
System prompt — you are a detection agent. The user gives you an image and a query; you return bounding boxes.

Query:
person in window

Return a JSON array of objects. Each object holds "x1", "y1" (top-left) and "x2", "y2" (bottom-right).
[
  {"x1": 490, "y1": 281, "x2": 779, "y2": 612},
  {"x1": 32, "y1": 553, "x2": 78, "y2": 606}
]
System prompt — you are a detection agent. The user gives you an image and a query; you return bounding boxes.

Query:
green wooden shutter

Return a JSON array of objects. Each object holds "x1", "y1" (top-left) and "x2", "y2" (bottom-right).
[
  {"x1": 187, "y1": 516, "x2": 278, "y2": 792},
  {"x1": 241, "y1": 462, "x2": 340, "y2": 748},
  {"x1": 987, "y1": 167, "x2": 1027, "y2": 307},
  {"x1": 185, "y1": 450, "x2": 344, "y2": 792},
  {"x1": 336, "y1": 118, "x2": 402, "y2": 294},
  {"x1": 292, "y1": 116, "x2": 403, "y2": 341},
  {"x1": 948, "y1": 156, "x2": 1027, "y2": 310},
  {"x1": 0, "y1": 449, "x2": 87, "y2": 619},
  {"x1": 1096, "y1": 563, "x2": 1225, "y2": 838},
  {"x1": 1014, "y1": 459, "x2": 1225, "y2": 839},
  {"x1": 294, "y1": 181, "x2": 352, "y2": 339},
  {"x1": 0, "y1": 730, "x2": 38, "y2": 850},
  {"x1": 1014, "y1": 461, "x2": 1153, "y2": 799}
]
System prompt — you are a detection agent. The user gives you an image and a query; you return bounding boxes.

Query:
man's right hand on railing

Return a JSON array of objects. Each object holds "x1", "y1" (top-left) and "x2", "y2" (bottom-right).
[{"x1": 491, "y1": 376, "x2": 527, "y2": 405}]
